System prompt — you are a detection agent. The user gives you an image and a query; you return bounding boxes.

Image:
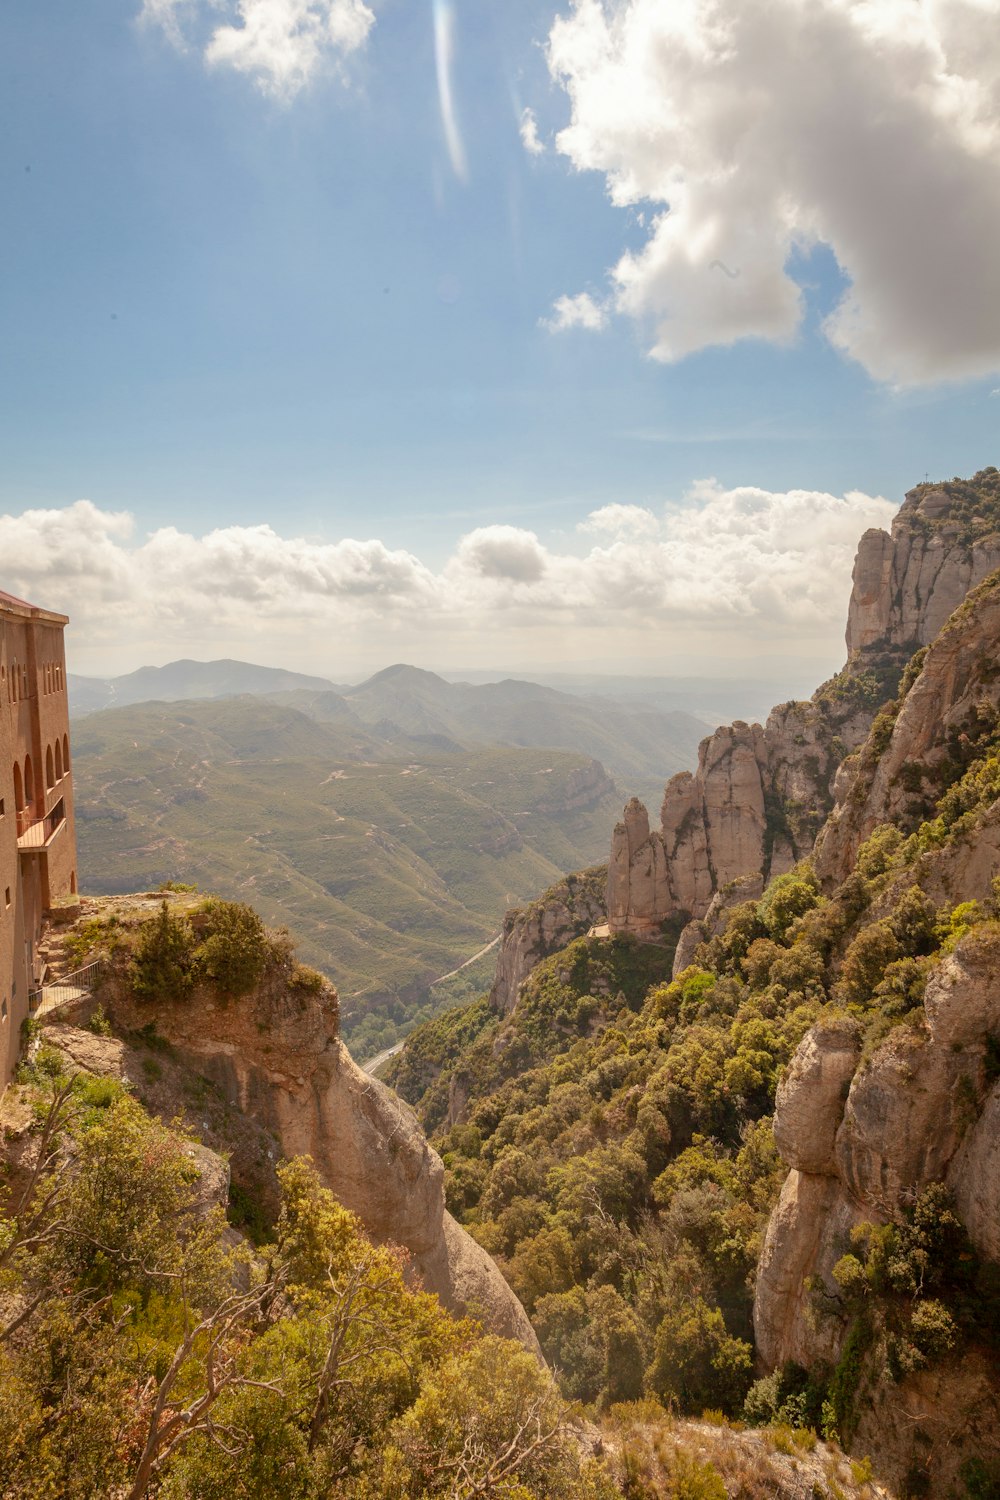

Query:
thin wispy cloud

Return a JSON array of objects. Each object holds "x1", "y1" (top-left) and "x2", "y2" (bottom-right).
[{"x1": 543, "y1": 0, "x2": 1000, "y2": 386}]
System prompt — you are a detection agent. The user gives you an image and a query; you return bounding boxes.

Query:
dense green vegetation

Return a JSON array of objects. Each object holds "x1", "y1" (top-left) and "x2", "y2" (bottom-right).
[
  {"x1": 0, "y1": 1069, "x2": 616, "y2": 1499},
  {"x1": 396, "y1": 780, "x2": 1000, "y2": 1440},
  {"x1": 71, "y1": 695, "x2": 625, "y2": 1055}
]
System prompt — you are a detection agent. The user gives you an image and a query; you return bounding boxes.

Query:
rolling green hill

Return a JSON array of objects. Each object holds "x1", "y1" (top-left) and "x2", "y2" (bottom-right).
[{"x1": 71, "y1": 695, "x2": 621, "y2": 1057}]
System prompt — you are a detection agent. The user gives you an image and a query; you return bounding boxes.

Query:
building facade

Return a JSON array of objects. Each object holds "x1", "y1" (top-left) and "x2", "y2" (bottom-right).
[{"x1": 0, "y1": 589, "x2": 77, "y2": 1086}]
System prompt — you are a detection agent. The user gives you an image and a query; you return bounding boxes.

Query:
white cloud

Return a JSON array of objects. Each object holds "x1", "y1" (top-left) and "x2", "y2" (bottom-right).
[
  {"x1": 543, "y1": 291, "x2": 608, "y2": 332},
  {"x1": 544, "y1": 0, "x2": 1000, "y2": 385},
  {"x1": 0, "y1": 484, "x2": 897, "y2": 675},
  {"x1": 142, "y1": 0, "x2": 374, "y2": 97},
  {"x1": 579, "y1": 503, "x2": 658, "y2": 538},
  {"x1": 140, "y1": 0, "x2": 201, "y2": 48},
  {"x1": 453, "y1": 526, "x2": 548, "y2": 584},
  {"x1": 519, "y1": 106, "x2": 544, "y2": 156}
]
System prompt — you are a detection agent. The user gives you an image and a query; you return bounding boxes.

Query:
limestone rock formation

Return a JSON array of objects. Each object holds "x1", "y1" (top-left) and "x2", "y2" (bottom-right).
[
  {"x1": 608, "y1": 798, "x2": 671, "y2": 939},
  {"x1": 816, "y1": 567, "x2": 1000, "y2": 886},
  {"x1": 772, "y1": 1021, "x2": 861, "y2": 1177},
  {"x1": 755, "y1": 925, "x2": 1000, "y2": 1375},
  {"x1": 949, "y1": 1083, "x2": 1000, "y2": 1264},
  {"x1": 87, "y1": 919, "x2": 541, "y2": 1358},
  {"x1": 489, "y1": 866, "x2": 606, "y2": 1015},
  {"x1": 750, "y1": 531, "x2": 1000, "y2": 1494},
  {"x1": 610, "y1": 469, "x2": 1000, "y2": 940},
  {"x1": 845, "y1": 476, "x2": 1000, "y2": 658}
]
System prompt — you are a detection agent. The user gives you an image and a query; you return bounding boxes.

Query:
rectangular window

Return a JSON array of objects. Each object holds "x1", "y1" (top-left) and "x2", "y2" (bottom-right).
[
  {"x1": 0, "y1": 797, "x2": 4, "y2": 815},
  {"x1": 1, "y1": 999, "x2": 6, "y2": 1021},
  {"x1": 4, "y1": 888, "x2": 9, "y2": 907}
]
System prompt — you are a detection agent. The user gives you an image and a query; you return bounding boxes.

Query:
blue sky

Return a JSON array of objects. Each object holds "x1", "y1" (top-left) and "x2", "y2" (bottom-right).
[{"x1": 1, "y1": 0, "x2": 998, "y2": 678}]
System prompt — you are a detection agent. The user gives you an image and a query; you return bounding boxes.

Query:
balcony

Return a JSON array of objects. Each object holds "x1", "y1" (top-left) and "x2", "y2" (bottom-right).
[{"x1": 17, "y1": 798, "x2": 66, "y2": 852}]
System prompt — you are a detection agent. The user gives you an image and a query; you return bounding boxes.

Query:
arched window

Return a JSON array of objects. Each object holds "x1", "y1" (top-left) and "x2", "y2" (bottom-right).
[
  {"x1": 24, "y1": 755, "x2": 33, "y2": 805},
  {"x1": 55, "y1": 741, "x2": 63, "y2": 780},
  {"x1": 45, "y1": 746, "x2": 54, "y2": 789},
  {"x1": 10, "y1": 662, "x2": 17, "y2": 703},
  {"x1": 56, "y1": 665, "x2": 62, "y2": 691},
  {"x1": 12, "y1": 763, "x2": 23, "y2": 813},
  {"x1": 21, "y1": 667, "x2": 28, "y2": 700},
  {"x1": 63, "y1": 734, "x2": 70, "y2": 772}
]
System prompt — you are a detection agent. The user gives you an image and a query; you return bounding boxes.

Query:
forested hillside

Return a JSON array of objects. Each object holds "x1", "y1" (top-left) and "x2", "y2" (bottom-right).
[{"x1": 389, "y1": 551, "x2": 1000, "y2": 1494}]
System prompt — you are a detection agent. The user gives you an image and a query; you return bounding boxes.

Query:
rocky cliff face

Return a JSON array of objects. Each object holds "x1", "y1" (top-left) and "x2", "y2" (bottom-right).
[
  {"x1": 609, "y1": 469, "x2": 1000, "y2": 941},
  {"x1": 67, "y1": 900, "x2": 540, "y2": 1358},
  {"x1": 846, "y1": 471, "x2": 1000, "y2": 658},
  {"x1": 751, "y1": 551, "x2": 1000, "y2": 1493},
  {"x1": 489, "y1": 865, "x2": 606, "y2": 1015},
  {"x1": 755, "y1": 926, "x2": 1000, "y2": 1492},
  {"x1": 816, "y1": 568, "x2": 1000, "y2": 887}
]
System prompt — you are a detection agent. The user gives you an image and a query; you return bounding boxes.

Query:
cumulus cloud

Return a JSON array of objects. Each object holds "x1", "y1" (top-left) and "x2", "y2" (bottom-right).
[
  {"x1": 0, "y1": 483, "x2": 897, "y2": 674},
  {"x1": 544, "y1": 0, "x2": 1000, "y2": 385},
  {"x1": 579, "y1": 503, "x2": 658, "y2": 539},
  {"x1": 142, "y1": 0, "x2": 374, "y2": 97},
  {"x1": 519, "y1": 106, "x2": 544, "y2": 156},
  {"x1": 453, "y1": 526, "x2": 548, "y2": 584},
  {"x1": 543, "y1": 291, "x2": 608, "y2": 332}
]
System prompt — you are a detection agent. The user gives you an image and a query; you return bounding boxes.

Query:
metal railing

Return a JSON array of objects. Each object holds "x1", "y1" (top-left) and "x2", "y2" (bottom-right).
[
  {"x1": 28, "y1": 958, "x2": 104, "y2": 1015},
  {"x1": 17, "y1": 798, "x2": 65, "y2": 851}
]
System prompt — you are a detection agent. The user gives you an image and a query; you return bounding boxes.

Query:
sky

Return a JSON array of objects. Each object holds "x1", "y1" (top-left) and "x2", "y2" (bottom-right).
[{"x1": 1, "y1": 0, "x2": 998, "y2": 683}]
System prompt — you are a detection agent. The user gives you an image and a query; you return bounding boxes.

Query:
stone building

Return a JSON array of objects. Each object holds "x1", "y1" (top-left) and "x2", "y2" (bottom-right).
[{"x1": 0, "y1": 588, "x2": 77, "y2": 1086}]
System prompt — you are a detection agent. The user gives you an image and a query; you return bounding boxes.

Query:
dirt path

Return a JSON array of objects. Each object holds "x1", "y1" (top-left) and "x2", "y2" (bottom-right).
[
  {"x1": 360, "y1": 934, "x2": 501, "y2": 1074},
  {"x1": 428, "y1": 933, "x2": 500, "y2": 987}
]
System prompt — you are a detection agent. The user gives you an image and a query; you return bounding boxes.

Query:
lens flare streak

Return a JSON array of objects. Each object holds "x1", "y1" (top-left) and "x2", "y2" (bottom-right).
[{"x1": 433, "y1": 0, "x2": 468, "y2": 182}]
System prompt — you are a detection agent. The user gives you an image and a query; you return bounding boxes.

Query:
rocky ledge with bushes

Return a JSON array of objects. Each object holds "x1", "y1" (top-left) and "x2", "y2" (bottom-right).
[{"x1": 30, "y1": 889, "x2": 540, "y2": 1356}]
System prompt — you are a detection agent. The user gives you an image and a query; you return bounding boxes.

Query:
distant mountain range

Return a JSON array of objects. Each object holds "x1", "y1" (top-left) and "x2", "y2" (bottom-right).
[
  {"x1": 70, "y1": 658, "x2": 708, "y2": 807},
  {"x1": 68, "y1": 658, "x2": 337, "y2": 715}
]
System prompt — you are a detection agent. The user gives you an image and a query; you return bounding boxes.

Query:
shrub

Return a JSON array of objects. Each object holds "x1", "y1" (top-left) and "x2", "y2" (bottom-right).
[
  {"x1": 131, "y1": 901, "x2": 195, "y2": 1002},
  {"x1": 289, "y1": 961, "x2": 324, "y2": 992},
  {"x1": 194, "y1": 900, "x2": 270, "y2": 997},
  {"x1": 759, "y1": 872, "x2": 820, "y2": 943},
  {"x1": 664, "y1": 1453, "x2": 727, "y2": 1500},
  {"x1": 87, "y1": 1004, "x2": 112, "y2": 1037}
]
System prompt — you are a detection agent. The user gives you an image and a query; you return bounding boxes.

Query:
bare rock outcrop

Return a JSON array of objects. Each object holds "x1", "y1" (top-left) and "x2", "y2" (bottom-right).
[
  {"x1": 95, "y1": 946, "x2": 541, "y2": 1357},
  {"x1": 755, "y1": 928, "x2": 1000, "y2": 1376},
  {"x1": 754, "y1": 1169, "x2": 862, "y2": 1371},
  {"x1": 609, "y1": 798, "x2": 672, "y2": 939},
  {"x1": 949, "y1": 1082, "x2": 1000, "y2": 1264},
  {"x1": 611, "y1": 469, "x2": 1000, "y2": 939},
  {"x1": 773, "y1": 1021, "x2": 861, "y2": 1177},
  {"x1": 846, "y1": 476, "x2": 1000, "y2": 658},
  {"x1": 490, "y1": 866, "x2": 606, "y2": 1015},
  {"x1": 816, "y1": 568, "x2": 1000, "y2": 886},
  {"x1": 609, "y1": 706, "x2": 863, "y2": 936}
]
